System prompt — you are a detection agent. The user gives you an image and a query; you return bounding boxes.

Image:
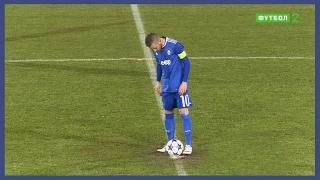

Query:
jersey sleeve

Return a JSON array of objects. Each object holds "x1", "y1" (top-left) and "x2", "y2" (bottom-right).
[
  {"x1": 174, "y1": 42, "x2": 190, "y2": 82},
  {"x1": 153, "y1": 52, "x2": 162, "y2": 82},
  {"x1": 174, "y1": 42, "x2": 187, "y2": 60}
]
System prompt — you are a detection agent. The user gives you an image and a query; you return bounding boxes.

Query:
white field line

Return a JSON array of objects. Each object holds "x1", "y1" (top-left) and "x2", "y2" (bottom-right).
[
  {"x1": 191, "y1": 56, "x2": 315, "y2": 60},
  {"x1": 5, "y1": 56, "x2": 315, "y2": 63},
  {"x1": 5, "y1": 58, "x2": 147, "y2": 62},
  {"x1": 130, "y1": 4, "x2": 188, "y2": 176}
]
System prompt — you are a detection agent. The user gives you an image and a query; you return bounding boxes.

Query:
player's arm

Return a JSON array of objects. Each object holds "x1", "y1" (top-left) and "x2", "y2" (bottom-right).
[
  {"x1": 180, "y1": 55, "x2": 190, "y2": 83},
  {"x1": 154, "y1": 55, "x2": 162, "y2": 96},
  {"x1": 156, "y1": 62, "x2": 162, "y2": 82},
  {"x1": 174, "y1": 42, "x2": 190, "y2": 95}
]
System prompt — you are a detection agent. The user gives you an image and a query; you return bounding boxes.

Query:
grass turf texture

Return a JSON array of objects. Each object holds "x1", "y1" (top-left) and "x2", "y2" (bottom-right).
[{"x1": 5, "y1": 5, "x2": 314, "y2": 175}]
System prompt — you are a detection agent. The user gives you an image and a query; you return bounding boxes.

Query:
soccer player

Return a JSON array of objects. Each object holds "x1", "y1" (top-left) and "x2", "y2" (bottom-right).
[{"x1": 145, "y1": 33, "x2": 193, "y2": 155}]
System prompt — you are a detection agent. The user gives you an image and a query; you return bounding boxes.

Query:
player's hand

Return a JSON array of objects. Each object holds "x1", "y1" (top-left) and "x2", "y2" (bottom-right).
[
  {"x1": 179, "y1": 82, "x2": 188, "y2": 95},
  {"x1": 154, "y1": 81, "x2": 161, "y2": 96}
]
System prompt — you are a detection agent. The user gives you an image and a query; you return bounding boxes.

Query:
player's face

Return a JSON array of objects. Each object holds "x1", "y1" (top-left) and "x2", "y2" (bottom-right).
[{"x1": 150, "y1": 39, "x2": 162, "y2": 51}]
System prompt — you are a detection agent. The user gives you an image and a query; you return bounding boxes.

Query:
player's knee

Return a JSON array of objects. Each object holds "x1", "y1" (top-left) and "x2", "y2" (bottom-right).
[
  {"x1": 179, "y1": 108, "x2": 189, "y2": 115},
  {"x1": 164, "y1": 109, "x2": 174, "y2": 114}
]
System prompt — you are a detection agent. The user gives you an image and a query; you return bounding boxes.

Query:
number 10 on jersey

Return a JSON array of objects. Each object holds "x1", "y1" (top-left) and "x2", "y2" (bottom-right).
[{"x1": 180, "y1": 94, "x2": 191, "y2": 108}]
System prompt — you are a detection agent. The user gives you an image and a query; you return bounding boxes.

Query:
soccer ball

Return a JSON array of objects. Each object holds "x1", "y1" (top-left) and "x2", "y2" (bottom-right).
[{"x1": 165, "y1": 139, "x2": 184, "y2": 156}]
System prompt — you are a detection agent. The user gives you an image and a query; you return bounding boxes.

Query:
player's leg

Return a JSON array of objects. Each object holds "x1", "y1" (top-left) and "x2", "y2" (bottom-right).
[
  {"x1": 157, "y1": 109, "x2": 175, "y2": 153},
  {"x1": 157, "y1": 93, "x2": 176, "y2": 153},
  {"x1": 176, "y1": 92, "x2": 193, "y2": 154},
  {"x1": 164, "y1": 109, "x2": 175, "y2": 141},
  {"x1": 179, "y1": 108, "x2": 192, "y2": 154}
]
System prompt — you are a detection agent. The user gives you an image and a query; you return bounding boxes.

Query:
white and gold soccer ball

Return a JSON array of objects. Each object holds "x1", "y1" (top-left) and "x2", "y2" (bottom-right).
[{"x1": 165, "y1": 139, "x2": 184, "y2": 157}]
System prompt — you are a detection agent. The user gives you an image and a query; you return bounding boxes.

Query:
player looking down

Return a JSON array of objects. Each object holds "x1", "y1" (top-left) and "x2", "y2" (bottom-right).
[{"x1": 145, "y1": 33, "x2": 193, "y2": 155}]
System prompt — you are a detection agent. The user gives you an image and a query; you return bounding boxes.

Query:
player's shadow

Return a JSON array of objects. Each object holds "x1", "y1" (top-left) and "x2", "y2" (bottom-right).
[
  {"x1": 6, "y1": 20, "x2": 131, "y2": 42},
  {"x1": 12, "y1": 62, "x2": 147, "y2": 77}
]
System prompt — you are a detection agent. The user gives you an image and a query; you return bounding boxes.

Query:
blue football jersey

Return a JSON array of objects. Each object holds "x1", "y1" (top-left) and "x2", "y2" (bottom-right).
[{"x1": 153, "y1": 37, "x2": 188, "y2": 93}]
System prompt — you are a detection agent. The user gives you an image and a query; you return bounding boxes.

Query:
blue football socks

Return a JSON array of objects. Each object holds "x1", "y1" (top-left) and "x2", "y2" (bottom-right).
[
  {"x1": 165, "y1": 113, "x2": 175, "y2": 141},
  {"x1": 181, "y1": 113, "x2": 192, "y2": 145}
]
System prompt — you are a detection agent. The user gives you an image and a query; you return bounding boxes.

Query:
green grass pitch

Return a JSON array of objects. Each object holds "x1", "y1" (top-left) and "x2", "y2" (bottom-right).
[{"x1": 5, "y1": 4, "x2": 314, "y2": 175}]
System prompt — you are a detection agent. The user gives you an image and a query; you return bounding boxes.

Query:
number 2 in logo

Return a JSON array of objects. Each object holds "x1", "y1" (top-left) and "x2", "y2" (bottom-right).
[{"x1": 180, "y1": 95, "x2": 191, "y2": 108}]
